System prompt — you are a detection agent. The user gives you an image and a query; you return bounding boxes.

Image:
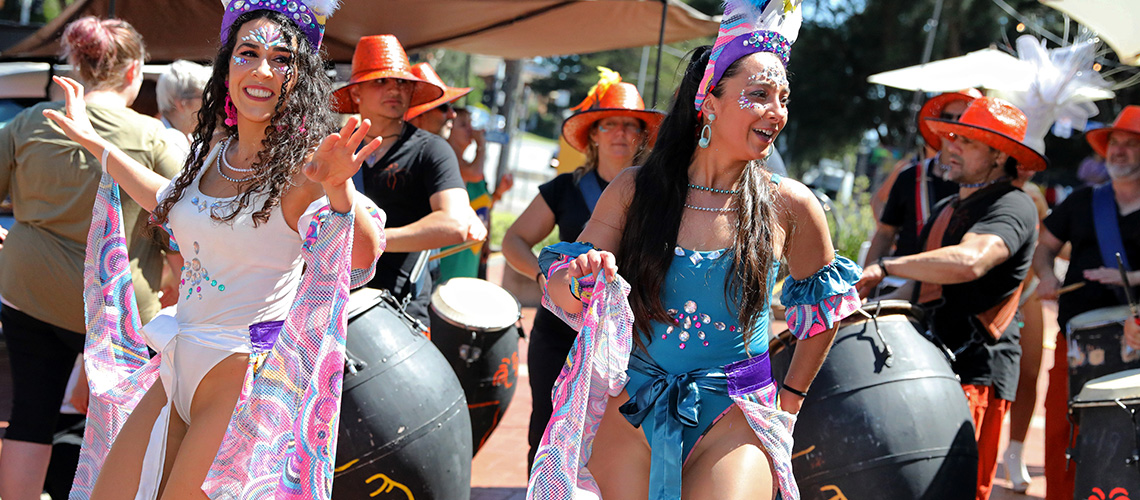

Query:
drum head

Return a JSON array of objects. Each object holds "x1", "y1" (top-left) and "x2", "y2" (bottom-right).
[
  {"x1": 431, "y1": 278, "x2": 522, "y2": 331},
  {"x1": 1068, "y1": 305, "x2": 1132, "y2": 332},
  {"x1": 1071, "y1": 368, "x2": 1140, "y2": 407}
]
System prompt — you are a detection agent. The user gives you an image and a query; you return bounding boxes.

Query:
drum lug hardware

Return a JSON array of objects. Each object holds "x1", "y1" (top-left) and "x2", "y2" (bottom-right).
[
  {"x1": 459, "y1": 345, "x2": 483, "y2": 363},
  {"x1": 869, "y1": 302, "x2": 894, "y2": 367}
]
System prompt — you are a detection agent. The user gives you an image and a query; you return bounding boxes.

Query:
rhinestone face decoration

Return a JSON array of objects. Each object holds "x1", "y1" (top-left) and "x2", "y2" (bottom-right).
[
  {"x1": 242, "y1": 24, "x2": 285, "y2": 48},
  {"x1": 683, "y1": 301, "x2": 697, "y2": 314},
  {"x1": 738, "y1": 65, "x2": 789, "y2": 110}
]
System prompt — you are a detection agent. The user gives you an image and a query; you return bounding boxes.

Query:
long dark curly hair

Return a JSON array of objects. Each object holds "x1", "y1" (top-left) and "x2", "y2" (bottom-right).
[
  {"x1": 151, "y1": 9, "x2": 336, "y2": 227},
  {"x1": 617, "y1": 46, "x2": 778, "y2": 350}
]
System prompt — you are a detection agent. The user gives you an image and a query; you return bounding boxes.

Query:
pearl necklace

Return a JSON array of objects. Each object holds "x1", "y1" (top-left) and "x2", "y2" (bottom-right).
[
  {"x1": 216, "y1": 139, "x2": 254, "y2": 183},
  {"x1": 688, "y1": 183, "x2": 739, "y2": 195}
]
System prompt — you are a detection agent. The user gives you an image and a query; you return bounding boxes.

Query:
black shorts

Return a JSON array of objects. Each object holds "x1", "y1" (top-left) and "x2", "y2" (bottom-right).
[{"x1": 1, "y1": 306, "x2": 84, "y2": 444}]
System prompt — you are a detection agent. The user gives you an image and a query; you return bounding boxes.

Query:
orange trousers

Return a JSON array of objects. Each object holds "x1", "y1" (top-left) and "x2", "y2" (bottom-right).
[
  {"x1": 1044, "y1": 338, "x2": 1077, "y2": 500},
  {"x1": 963, "y1": 384, "x2": 1012, "y2": 500}
]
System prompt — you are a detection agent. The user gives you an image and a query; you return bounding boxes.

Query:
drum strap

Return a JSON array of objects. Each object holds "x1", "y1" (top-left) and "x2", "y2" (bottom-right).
[
  {"x1": 576, "y1": 170, "x2": 604, "y2": 213},
  {"x1": 916, "y1": 200, "x2": 1022, "y2": 339},
  {"x1": 915, "y1": 201, "x2": 956, "y2": 305},
  {"x1": 1092, "y1": 183, "x2": 1132, "y2": 271},
  {"x1": 915, "y1": 158, "x2": 932, "y2": 234}
]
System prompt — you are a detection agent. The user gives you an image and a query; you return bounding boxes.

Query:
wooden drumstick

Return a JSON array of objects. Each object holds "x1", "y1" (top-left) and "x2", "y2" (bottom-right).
[
  {"x1": 1058, "y1": 282, "x2": 1085, "y2": 295},
  {"x1": 429, "y1": 239, "x2": 482, "y2": 261}
]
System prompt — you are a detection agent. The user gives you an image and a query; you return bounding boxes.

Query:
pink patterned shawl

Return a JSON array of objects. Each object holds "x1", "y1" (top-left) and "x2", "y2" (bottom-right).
[{"x1": 71, "y1": 172, "x2": 384, "y2": 499}]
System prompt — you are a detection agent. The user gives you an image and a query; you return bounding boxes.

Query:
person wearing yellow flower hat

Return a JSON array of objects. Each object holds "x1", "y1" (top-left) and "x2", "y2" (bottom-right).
[
  {"x1": 501, "y1": 66, "x2": 663, "y2": 468},
  {"x1": 338, "y1": 36, "x2": 487, "y2": 325},
  {"x1": 857, "y1": 96, "x2": 1046, "y2": 500}
]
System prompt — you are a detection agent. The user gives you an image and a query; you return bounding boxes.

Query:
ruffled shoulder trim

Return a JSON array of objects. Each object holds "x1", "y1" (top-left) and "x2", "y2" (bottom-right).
[{"x1": 781, "y1": 256, "x2": 862, "y2": 340}]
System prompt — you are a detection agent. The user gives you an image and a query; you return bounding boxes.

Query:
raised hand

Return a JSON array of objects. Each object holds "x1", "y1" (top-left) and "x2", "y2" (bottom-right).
[
  {"x1": 42, "y1": 76, "x2": 105, "y2": 150},
  {"x1": 304, "y1": 116, "x2": 382, "y2": 189}
]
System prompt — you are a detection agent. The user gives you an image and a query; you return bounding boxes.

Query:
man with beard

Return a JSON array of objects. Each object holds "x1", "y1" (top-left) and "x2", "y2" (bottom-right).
[
  {"x1": 857, "y1": 97, "x2": 1045, "y2": 500},
  {"x1": 1033, "y1": 105, "x2": 1140, "y2": 500},
  {"x1": 336, "y1": 35, "x2": 486, "y2": 324}
]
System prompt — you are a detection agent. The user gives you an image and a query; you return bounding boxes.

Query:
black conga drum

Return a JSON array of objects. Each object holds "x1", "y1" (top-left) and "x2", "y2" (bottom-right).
[
  {"x1": 1070, "y1": 368, "x2": 1140, "y2": 498},
  {"x1": 429, "y1": 277, "x2": 523, "y2": 453},
  {"x1": 1067, "y1": 306, "x2": 1140, "y2": 400},
  {"x1": 333, "y1": 288, "x2": 472, "y2": 500},
  {"x1": 769, "y1": 300, "x2": 977, "y2": 499}
]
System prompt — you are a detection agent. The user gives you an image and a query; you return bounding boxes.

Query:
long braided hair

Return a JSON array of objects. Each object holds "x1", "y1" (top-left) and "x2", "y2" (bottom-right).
[
  {"x1": 617, "y1": 46, "x2": 778, "y2": 350},
  {"x1": 151, "y1": 9, "x2": 336, "y2": 228}
]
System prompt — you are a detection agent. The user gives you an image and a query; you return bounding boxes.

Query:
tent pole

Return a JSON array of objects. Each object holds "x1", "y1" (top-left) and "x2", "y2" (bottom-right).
[
  {"x1": 652, "y1": 0, "x2": 668, "y2": 108},
  {"x1": 902, "y1": 0, "x2": 944, "y2": 159}
]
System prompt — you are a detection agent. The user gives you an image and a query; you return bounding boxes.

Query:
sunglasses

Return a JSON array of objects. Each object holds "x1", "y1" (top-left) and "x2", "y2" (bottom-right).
[
  {"x1": 940, "y1": 112, "x2": 963, "y2": 121},
  {"x1": 436, "y1": 102, "x2": 454, "y2": 114}
]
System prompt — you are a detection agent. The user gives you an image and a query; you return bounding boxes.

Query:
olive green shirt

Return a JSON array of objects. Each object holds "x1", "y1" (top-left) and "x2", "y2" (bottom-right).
[{"x1": 0, "y1": 101, "x2": 184, "y2": 332}]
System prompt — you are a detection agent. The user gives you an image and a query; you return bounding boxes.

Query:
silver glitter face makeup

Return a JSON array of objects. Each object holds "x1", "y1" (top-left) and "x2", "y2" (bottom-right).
[
  {"x1": 738, "y1": 63, "x2": 789, "y2": 110},
  {"x1": 232, "y1": 55, "x2": 250, "y2": 66},
  {"x1": 234, "y1": 23, "x2": 293, "y2": 76}
]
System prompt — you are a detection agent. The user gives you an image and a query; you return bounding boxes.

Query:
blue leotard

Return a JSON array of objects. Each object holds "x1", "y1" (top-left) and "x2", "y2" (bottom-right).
[{"x1": 624, "y1": 246, "x2": 778, "y2": 463}]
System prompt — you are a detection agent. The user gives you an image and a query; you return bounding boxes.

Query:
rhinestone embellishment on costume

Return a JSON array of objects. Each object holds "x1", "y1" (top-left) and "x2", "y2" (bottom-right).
[
  {"x1": 660, "y1": 299, "x2": 737, "y2": 349},
  {"x1": 181, "y1": 241, "x2": 226, "y2": 300}
]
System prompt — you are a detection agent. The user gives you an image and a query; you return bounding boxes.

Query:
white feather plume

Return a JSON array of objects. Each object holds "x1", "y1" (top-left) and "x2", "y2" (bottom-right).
[
  {"x1": 306, "y1": 0, "x2": 341, "y2": 16},
  {"x1": 1003, "y1": 31, "x2": 1113, "y2": 153}
]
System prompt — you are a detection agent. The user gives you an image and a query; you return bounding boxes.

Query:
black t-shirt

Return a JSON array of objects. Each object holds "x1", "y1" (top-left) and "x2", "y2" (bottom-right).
[
  {"x1": 361, "y1": 124, "x2": 464, "y2": 299},
  {"x1": 920, "y1": 183, "x2": 1037, "y2": 400},
  {"x1": 533, "y1": 171, "x2": 609, "y2": 340},
  {"x1": 880, "y1": 159, "x2": 959, "y2": 256},
  {"x1": 537, "y1": 172, "x2": 608, "y2": 244},
  {"x1": 1044, "y1": 186, "x2": 1140, "y2": 328}
]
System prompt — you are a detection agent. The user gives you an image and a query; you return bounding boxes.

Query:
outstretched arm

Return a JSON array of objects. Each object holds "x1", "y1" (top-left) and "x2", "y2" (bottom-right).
[
  {"x1": 43, "y1": 76, "x2": 169, "y2": 212},
  {"x1": 303, "y1": 116, "x2": 386, "y2": 269}
]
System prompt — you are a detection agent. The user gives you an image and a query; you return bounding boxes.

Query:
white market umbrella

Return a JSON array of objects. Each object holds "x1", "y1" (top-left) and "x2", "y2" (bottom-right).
[
  {"x1": 1040, "y1": 0, "x2": 1140, "y2": 66},
  {"x1": 867, "y1": 47, "x2": 1113, "y2": 101}
]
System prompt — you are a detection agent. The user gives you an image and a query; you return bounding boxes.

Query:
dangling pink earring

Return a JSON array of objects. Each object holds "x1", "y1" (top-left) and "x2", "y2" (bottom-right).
[{"x1": 224, "y1": 93, "x2": 237, "y2": 127}]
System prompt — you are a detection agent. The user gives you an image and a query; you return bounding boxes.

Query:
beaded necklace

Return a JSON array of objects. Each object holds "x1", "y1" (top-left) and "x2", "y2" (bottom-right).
[
  {"x1": 688, "y1": 183, "x2": 739, "y2": 195},
  {"x1": 216, "y1": 139, "x2": 254, "y2": 183}
]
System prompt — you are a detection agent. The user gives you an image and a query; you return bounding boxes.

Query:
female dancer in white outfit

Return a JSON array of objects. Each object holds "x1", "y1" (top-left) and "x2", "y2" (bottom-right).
[{"x1": 44, "y1": 4, "x2": 384, "y2": 498}]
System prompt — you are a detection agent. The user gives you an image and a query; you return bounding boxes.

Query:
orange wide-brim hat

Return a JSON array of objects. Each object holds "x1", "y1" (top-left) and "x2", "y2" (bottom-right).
[
  {"x1": 405, "y1": 62, "x2": 472, "y2": 120},
  {"x1": 332, "y1": 35, "x2": 445, "y2": 114},
  {"x1": 561, "y1": 82, "x2": 665, "y2": 153},
  {"x1": 924, "y1": 96, "x2": 1048, "y2": 172},
  {"x1": 918, "y1": 88, "x2": 984, "y2": 150},
  {"x1": 1086, "y1": 105, "x2": 1140, "y2": 157}
]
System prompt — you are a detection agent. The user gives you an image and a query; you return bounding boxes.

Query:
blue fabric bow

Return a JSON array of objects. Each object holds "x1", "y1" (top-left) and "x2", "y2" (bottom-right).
[{"x1": 619, "y1": 354, "x2": 728, "y2": 500}]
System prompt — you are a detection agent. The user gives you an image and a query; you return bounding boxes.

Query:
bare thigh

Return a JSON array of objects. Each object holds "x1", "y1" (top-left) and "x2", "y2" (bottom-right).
[
  {"x1": 158, "y1": 352, "x2": 248, "y2": 500},
  {"x1": 682, "y1": 406, "x2": 776, "y2": 500},
  {"x1": 91, "y1": 381, "x2": 188, "y2": 500},
  {"x1": 585, "y1": 392, "x2": 651, "y2": 500}
]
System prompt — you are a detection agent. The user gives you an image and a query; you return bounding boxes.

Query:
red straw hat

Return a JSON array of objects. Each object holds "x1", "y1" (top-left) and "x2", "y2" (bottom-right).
[
  {"x1": 404, "y1": 63, "x2": 472, "y2": 121},
  {"x1": 918, "y1": 88, "x2": 984, "y2": 150},
  {"x1": 1086, "y1": 105, "x2": 1140, "y2": 157},
  {"x1": 332, "y1": 35, "x2": 445, "y2": 114},
  {"x1": 561, "y1": 68, "x2": 665, "y2": 153},
  {"x1": 924, "y1": 96, "x2": 1048, "y2": 172}
]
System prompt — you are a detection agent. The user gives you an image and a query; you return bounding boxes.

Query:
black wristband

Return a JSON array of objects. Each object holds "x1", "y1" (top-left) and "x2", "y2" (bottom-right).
[
  {"x1": 878, "y1": 257, "x2": 890, "y2": 277},
  {"x1": 782, "y1": 383, "x2": 809, "y2": 398}
]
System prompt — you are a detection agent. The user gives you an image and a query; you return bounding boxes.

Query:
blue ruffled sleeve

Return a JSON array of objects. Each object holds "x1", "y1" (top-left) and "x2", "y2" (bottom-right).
[{"x1": 780, "y1": 256, "x2": 863, "y2": 340}]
